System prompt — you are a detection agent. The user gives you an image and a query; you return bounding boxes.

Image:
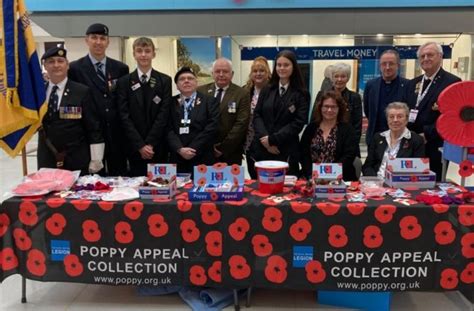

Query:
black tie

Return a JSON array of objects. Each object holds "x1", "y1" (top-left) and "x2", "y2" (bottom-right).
[
  {"x1": 280, "y1": 86, "x2": 286, "y2": 97},
  {"x1": 141, "y1": 74, "x2": 148, "y2": 84},
  {"x1": 48, "y1": 85, "x2": 59, "y2": 117},
  {"x1": 421, "y1": 78, "x2": 431, "y2": 93},
  {"x1": 215, "y1": 88, "x2": 224, "y2": 104},
  {"x1": 96, "y1": 62, "x2": 106, "y2": 82}
]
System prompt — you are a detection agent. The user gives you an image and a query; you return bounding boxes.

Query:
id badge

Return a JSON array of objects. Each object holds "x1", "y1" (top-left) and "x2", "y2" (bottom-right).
[
  {"x1": 408, "y1": 109, "x2": 418, "y2": 123},
  {"x1": 228, "y1": 102, "x2": 236, "y2": 114},
  {"x1": 179, "y1": 127, "x2": 189, "y2": 135}
]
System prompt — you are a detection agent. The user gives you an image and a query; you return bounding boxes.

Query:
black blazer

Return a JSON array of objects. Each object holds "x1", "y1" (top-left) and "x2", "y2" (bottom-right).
[
  {"x1": 403, "y1": 68, "x2": 461, "y2": 147},
  {"x1": 167, "y1": 92, "x2": 220, "y2": 170},
  {"x1": 38, "y1": 80, "x2": 103, "y2": 173},
  {"x1": 250, "y1": 84, "x2": 309, "y2": 162},
  {"x1": 362, "y1": 130, "x2": 425, "y2": 176},
  {"x1": 68, "y1": 56, "x2": 129, "y2": 141},
  {"x1": 299, "y1": 122, "x2": 357, "y2": 181},
  {"x1": 117, "y1": 69, "x2": 172, "y2": 161}
]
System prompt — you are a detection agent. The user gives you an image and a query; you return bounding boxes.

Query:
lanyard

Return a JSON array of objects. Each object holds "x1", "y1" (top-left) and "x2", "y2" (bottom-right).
[{"x1": 415, "y1": 76, "x2": 433, "y2": 109}]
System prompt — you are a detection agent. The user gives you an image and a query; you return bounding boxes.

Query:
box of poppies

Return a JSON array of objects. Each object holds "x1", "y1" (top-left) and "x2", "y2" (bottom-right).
[
  {"x1": 139, "y1": 164, "x2": 177, "y2": 199},
  {"x1": 312, "y1": 163, "x2": 346, "y2": 198},
  {"x1": 189, "y1": 163, "x2": 244, "y2": 201},
  {"x1": 385, "y1": 158, "x2": 436, "y2": 188}
]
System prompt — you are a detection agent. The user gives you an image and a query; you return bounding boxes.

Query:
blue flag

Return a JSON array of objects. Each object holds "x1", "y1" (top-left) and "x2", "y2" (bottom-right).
[{"x1": 0, "y1": 0, "x2": 47, "y2": 156}]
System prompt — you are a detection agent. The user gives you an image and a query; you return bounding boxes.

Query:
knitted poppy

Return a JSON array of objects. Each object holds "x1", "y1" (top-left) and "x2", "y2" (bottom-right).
[
  {"x1": 437, "y1": 81, "x2": 474, "y2": 146},
  {"x1": 458, "y1": 160, "x2": 473, "y2": 178}
]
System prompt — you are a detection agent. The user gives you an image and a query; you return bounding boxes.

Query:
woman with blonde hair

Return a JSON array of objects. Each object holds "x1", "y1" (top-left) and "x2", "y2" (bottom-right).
[{"x1": 244, "y1": 56, "x2": 271, "y2": 178}]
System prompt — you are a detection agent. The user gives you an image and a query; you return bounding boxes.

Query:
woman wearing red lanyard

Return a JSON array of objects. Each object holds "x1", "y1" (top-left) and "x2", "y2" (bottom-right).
[{"x1": 362, "y1": 102, "x2": 425, "y2": 177}]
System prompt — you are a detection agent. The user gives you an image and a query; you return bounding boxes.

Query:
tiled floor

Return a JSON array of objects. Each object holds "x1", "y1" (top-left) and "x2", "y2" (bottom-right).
[{"x1": 1, "y1": 140, "x2": 473, "y2": 310}]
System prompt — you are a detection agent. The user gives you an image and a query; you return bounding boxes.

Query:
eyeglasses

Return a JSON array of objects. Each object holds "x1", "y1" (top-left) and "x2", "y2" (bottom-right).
[{"x1": 322, "y1": 105, "x2": 339, "y2": 111}]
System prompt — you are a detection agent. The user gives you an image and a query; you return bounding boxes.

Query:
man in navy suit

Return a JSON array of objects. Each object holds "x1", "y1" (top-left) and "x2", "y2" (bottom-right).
[
  {"x1": 364, "y1": 49, "x2": 408, "y2": 147},
  {"x1": 404, "y1": 42, "x2": 461, "y2": 180},
  {"x1": 69, "y1": 23, "x2": 129, "y2": 176}
]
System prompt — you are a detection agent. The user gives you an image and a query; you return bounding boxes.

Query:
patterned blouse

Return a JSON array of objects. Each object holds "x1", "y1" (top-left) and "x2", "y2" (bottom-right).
[
  {"x1": 244, "y1": 90, "x2": 259, "y2": 152},
  {"x1": 311, "y1": 126, "x2": 338, "y2": 163}
]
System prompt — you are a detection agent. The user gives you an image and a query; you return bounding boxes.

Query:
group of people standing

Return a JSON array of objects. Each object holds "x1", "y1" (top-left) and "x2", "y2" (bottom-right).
[{"x1": 38, "y1": 23, "x2": 460, "y2": 181}]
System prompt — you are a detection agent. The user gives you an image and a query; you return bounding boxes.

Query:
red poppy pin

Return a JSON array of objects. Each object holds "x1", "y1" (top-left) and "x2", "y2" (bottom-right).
[{"x1": 458, "y1": 160, "x2": 473, "y2": 178}]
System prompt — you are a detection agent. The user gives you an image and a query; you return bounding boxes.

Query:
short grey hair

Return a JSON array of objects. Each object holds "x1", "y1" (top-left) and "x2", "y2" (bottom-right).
[
  {"x1": 385, "y1": 101, "x2": 410, "y2": 119},
  {"x1": 324, "y1": 64, "x2": 335, "y2": 78},
  {"x1": 212, "y1": 57, "x2": 233, "y2": 72},
  {"x1": 416, "y1": 42, "x2": 443, "y2": 58},
  {"x1": 332, "y1": 62, "x2": 351, "y2": 80}
]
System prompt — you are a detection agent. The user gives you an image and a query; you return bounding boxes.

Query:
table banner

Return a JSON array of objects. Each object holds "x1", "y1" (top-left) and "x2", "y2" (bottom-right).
[{"x1": 0, "y1": 180, "x2": 473, "y2": 292}]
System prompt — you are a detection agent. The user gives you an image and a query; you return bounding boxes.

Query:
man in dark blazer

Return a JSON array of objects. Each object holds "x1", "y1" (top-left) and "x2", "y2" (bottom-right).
[
  {"x1": 364, "y1": 49, "x2": 408, "y2": 146},
  {"x1": 116, "y1": 37, "x2": 171, "y2": 177},
  {"x1": 168, "y1": 67, "x2": 219, "y2": 174},
  {"x1": 39, "y1": 47, "x2": 104, "y2": 175},
  {"x1": 197, "y1": 58, "x2": 250, "y2": 165},
  {"x1": 403, "y1": 42, "x2": 461, "y2": 180},
  {"x1": 68, "y1": 23, "x2": 129, "y2": 176}
]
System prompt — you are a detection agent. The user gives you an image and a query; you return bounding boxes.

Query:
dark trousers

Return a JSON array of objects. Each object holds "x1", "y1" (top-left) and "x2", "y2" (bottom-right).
[
  {"x1": 426, "y1": 142, "x2": 442, "y2": 181},
  {"x1": 245, "y1": 151, "x2": 257, "y2": 180}
]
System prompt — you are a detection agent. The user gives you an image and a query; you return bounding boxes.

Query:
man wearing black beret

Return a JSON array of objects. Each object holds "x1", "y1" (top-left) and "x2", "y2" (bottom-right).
[
  {"x1": 68, "y1": 23, "x2": 129, "y2": 176},
  {"x1": 39, "y1": 47, "x2": 104, "y2": 175},
  {"x1": 167, "y1": 67, "x2": 219, "y2": 174}
]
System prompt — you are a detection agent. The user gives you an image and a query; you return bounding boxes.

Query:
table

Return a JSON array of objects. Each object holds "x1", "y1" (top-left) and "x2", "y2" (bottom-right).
[{"x1": 1, "y1": 181, "x2": 472, "y2": 296}]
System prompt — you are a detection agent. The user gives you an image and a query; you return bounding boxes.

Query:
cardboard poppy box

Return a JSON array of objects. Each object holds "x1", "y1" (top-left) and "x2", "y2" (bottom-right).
[
  {"x1": 385, "y1": 158, "x2": 436, "y2": 189},
  {"x1": 139, "y1": 164, "x2": 177, "y2": 199},
  {"x1": 189, "y1": 164, "x2": 244, "y2": 201},
  {"x1": 312, "y1": 163, "x2": 346, "y2": 198}
]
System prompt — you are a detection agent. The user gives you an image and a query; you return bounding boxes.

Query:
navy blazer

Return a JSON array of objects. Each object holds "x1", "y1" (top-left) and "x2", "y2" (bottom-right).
[
  {"x1": 363, "y1": 76, "x2": 408, "y2": 146},
  {"x1": 403, "y1": 68, "x2": 461, "y2": 147},
  {"x1": 362, "y1": 130, "x2": 425, "y2": 176}
]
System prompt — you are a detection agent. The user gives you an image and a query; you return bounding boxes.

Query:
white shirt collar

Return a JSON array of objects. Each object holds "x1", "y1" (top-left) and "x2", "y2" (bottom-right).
[
  {"x1": 214, "y1": 83, "x2": 229, "y2": 91},
  {"x1": 137, "y1": 68, "x2": 152, "y2": 82},
  {"x1": 380, "y1": 127, "x2": 411, "y2": 140},
  {"x1": 424, "y1": 66, "x2": 441, "y2": 80},
  {"x1": 49, "y1": 77, "x2": 68, "y2": 92},
  {"x1": 88, "y1": 54, "x2": 106, "y2": 67},
  {"x1": 279, "y1": 82, "x2": 289, "y2": 91}
]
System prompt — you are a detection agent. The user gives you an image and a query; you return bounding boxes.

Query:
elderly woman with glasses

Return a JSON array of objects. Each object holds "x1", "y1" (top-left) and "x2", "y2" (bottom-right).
[
  {"x1": 300, "y1": 91, "x2": 358, "y2": 181},
  {"x1": 362, "y1": 102, "x2": 425, "y2": 177}
]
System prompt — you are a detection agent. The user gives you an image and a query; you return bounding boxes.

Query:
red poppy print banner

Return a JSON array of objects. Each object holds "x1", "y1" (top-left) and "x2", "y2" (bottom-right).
[{"x1": 0, "y1": 184, "x2": 472, "y2": 292}]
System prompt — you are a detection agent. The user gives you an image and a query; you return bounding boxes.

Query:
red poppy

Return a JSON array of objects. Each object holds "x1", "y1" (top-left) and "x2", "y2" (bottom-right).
[
  {"x1": 261, "y1": 198, "x2": 279, "y2": 206},
  {"x1": 208, "y1": 261, "x2": 222, "y2": 283},
  {"x1": 197, "y1": 177, "x2": 207, "y2": 187},
  {"x1": 458, "y1": 204, "x2": 474, "y2": 227},
  {"x1": 64, "y1": 254, "x2": 83, "y2": 277},
  {"x1": 264, "y1": 255, "x2": 287, "y2": 284},
  {"x1": 228, "y1": 255, "x2": 251, "y2": 280},
  {"x1": 147, "y1": 214, "x2": 169, "y2": 238},
  {"x1": 175, "y1": 192, "x2": 189, "y2": 201},
  {"x1": 374, "y1": 204, "x2": 397, "y2": 224},
  {"x1": 434, "y1": 221, "x2": 456, "y2": 245},
  {"x1": 315, "y1": 202, "x2": 340, "y2": 216},
  {"x1": 197, "y1": 164, "x2": 207, "y2": 174},
  {"x1": 18, "y1": 201, "x2": 38, "y2": 226},
  {"x1": 290, "y1": 201, "x2": 311, "y2": 214},
  {"x1": 363, "y1": 225, "x2": 383, "y2": 249},
  {"x1": 46, "y1": 197, "x2": 66, "y2": 209},
  {"x1": 347, "y1": 203, "x2": 367, "y2": 215},
  {"x1": 13, "y1": 228, "x2": 32, "y2": 251},
  {"x1": 262, "y1": 207, "x2": 283, "y2": 232},
  {"x1": 305, "y1": 260, "x2": 326, "y2": 284},
  {"x1": 114, "y1": 221, "x2": 134, "y2": 244},
  {"x1": 180, "y1": 219, "x2": 200, "y2": 243},
  {"x1": 437, "y1": 81, "x2": 474, "y2": 146},
  {"x1": 71, "y1": 199, "x2": 92, "y2": 211},
  {"x1": 461, "y1": 233, "x2": 474, "y2": 258},
  {"x1": 289, "y1": 219, "x2": 312, "y2": 242},
  {"x1": 460, "y1": 262, "x2": 474, "y2": 284},
  {"x1": 458, "y1": 160, "x2": 474, "y2": 178},
  {"x1": 177, "y1": 200, "x2": 193, "y2": 212},
  {"x1": 83, "y1": 220, "x2": 101, "y2": 242},
  {"x1": 0, "y1": 213, "x2": 10, "y2": 237},
  {"x1": 213, "y1": 162, "x2": 227, "y2": 170},
  {"x1": 440, "y1": 268, "x2": 459, "y2": 290},
  {"x1": 229, "y1": 217, "x2": 250, "y2": 241},
  {"x1": 231, "y1": 164, "x2": 241, "y2": 175},
  {"x1": 210, "y1": 192, "x2": 219, "y2": 201},
  {"x1": 205, "y1": 231, "x2": 222, "y2": 257},
  {"x1": 26, "y1": 249, "x2": 46, "y2": 276},
  {"x1": 189, "y1": 265, "x2": 207, "y2": 286},
  {"x1": 399, "y1": 216, "x2": 422, "y2": 240},
  {"x1": 328, "y1": 225, "x2": 348, "y2": 248},
  {"x1": 251, "y1": 234, "x2": 273, "y2": 257},
  {"x1": 45, "y1": 213, "x2": 67, "y2": 236},
  {"x1": 0, "y1": 247, "x2": 19, "y2": 270},
  {"x1": 123, "y1": 201, "x2": 144, "y2": 220},
  {"x1": 250, "y1": 190, "x2": 271, "y2": 198},
  {"x1": 432, "y1": 204, "x2": 450, "y2": 214},
  {"x1": 98, "y1": 201, "x2": 114, "y2": 211},
  {"x1": 225, "y1": 198, "x2": 249, "y2": 206},
  {"x1": 200, "y1": 203, "x2": 221, "y2": 225}
]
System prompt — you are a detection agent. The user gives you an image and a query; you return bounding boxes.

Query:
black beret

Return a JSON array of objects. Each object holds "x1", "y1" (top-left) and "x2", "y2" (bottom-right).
[
  {"x1": 41, "y1": 47, "x2": 67, "y2": 60},
  {"x1": 86, "y1": 23, "x2": 109, "y2": 36},
  {"x1": 174, "y1": 67, "x2": 196, "y2": 83}
]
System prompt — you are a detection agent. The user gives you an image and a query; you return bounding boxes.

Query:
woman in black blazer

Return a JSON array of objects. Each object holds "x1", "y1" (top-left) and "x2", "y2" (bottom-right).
[
  {"x1": 300, "y1": 91, "x2": 358, "y2": 181},
  {"x1": 362, "y1": 102, "x2": 425, "y2": 177},
  {"x1": 249, "y1": 50, "x2": 310, "y2": 175}
]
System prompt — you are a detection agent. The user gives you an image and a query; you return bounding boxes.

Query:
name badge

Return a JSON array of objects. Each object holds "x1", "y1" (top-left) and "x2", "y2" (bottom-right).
[
  {"x1": 59, "y1": 106, "x2": 82, "y2": 119},
  {"x1": 179, "y1": 127, "x2": 190, "y2": 135},
  {"x1": 153, "y1": 95, "x2": 162, "y2": 104},
  {"x1": 288, "y1": 105, "x2": 296, "y2": 113},
  {"x1": 181, "y1": 119, "x2": 191, "y2": 125},
  {"x1": 408, "y1": 109, "x2": 418, "y2": 123},
  {"x1": 131, "y1": 83, "x2": 141, "y2": 91},
  {"x1": 228, "y1": 102, "x2": 236, "y2": 114}
]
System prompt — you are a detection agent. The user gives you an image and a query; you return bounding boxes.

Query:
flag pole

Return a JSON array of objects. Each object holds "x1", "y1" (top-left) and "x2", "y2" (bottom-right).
[{"x1": 21, "y1": 146, "x2": 28, "y2": 303}]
